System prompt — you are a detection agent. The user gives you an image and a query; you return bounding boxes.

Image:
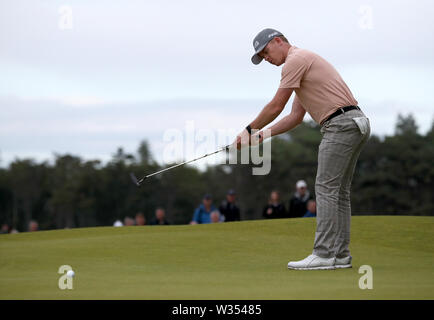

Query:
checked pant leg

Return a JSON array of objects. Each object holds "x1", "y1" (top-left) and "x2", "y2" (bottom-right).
[
  {"x1": 334, "y1": 121, "x2": 370, "y2": 258},
  {"x1": 312, "y1": 118, "x2": 364, "y2": 258}
]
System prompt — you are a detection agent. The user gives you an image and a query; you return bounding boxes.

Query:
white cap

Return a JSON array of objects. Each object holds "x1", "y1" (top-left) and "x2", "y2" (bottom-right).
[{"x1": 296, "y1": 180, "x2": 307, "y2": 188}]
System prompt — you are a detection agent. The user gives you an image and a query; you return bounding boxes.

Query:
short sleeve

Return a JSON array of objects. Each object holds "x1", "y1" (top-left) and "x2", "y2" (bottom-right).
[{"x1": 279, "y1": 55, "x2": 309, "y2": 89}]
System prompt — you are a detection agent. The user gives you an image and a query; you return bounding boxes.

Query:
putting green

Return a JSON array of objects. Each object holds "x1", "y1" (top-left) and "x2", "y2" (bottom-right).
[{"x1": 0, "y1": 216, "x2": 433, "y2": 299}]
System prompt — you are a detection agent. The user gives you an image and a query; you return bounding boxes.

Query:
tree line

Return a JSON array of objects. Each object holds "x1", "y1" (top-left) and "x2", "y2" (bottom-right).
[{"x1": 0, "y1": 114, "x2": 433, "y2": 232}]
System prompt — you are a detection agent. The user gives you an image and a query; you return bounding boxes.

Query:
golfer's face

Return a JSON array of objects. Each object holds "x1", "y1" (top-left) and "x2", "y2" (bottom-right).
[{"x1": 260, "y1": 39, "x2": 284, "y2": 66}]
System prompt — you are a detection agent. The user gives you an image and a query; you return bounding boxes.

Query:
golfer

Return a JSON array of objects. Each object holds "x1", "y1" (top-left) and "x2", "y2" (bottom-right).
[{"x1": 234, "y1": 28, "x2": 370, "y2": 270}]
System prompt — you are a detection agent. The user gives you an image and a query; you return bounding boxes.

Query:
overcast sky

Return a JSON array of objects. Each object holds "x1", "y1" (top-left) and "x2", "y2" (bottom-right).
[{"x1": 1, "y1": 0, "x2": 433, "y2": 167}]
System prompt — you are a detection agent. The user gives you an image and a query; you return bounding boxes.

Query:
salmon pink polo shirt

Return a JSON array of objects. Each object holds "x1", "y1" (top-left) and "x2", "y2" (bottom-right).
[{"x1": 279, "y1": 46, "x2": 358, "y2": 125}]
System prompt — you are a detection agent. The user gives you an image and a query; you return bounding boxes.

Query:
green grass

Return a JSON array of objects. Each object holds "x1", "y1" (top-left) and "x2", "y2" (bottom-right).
[{"x1": 0, "y1": 216, "x2": 433, "y2": 299}]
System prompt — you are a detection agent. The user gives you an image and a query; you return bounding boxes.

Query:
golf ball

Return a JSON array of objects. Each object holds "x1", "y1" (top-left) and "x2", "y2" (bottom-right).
[{"x1": 66, "y1": 270, "x2": 75, "y2": 278}]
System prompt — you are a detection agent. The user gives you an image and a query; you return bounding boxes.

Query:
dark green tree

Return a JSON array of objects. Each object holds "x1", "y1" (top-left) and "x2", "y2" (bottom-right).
[{"x1": 395, "y1": 113, "x2": 418, "y2": 136}]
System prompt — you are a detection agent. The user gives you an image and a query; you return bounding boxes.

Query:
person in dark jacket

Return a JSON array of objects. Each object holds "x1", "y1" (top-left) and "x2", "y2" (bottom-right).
[
  {"x1": 219, "y1": 189, "x2": 241, "y2": 222},
  {"x1": 150, "y1": 207, "x2": 170, "y2": 225},
  {"x1": 263, "y1": 190, "x2": 287, "y2": 219},
  {"x1": 288, "y1": 180, "x2": 313, "y2": 218}
]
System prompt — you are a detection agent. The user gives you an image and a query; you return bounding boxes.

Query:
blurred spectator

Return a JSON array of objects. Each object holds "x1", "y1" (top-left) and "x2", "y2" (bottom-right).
[
  {"x1": 303, "y1": 200, "x2": 317, "y2": 218},
  {"x1": 10, "y1": 229, "x2": 19, "y2": 234},
  {"x1": 28, "y1": 220, "x2": 39, "y2": 232},
  {"x1": 124, "y1": 216, "x2": 135, "y2": 226},
  {"x1": 210, "y1": 210, "x2": 222, "y2": 223},
  {"x1": 219, "y1": 189, "x2": 241, "y2": 222},
  {"x1": 150, "y1": 207, "x2": 170, "y2": 225},
  {"x1": 288, "y1": 180, "x2": 313, "y2": 218},
  {"x1": 1, "y1": 223, "x2": 10, "y2": 234},
  {"x1": 135, "y1": 212, "x2": 146, "y2": 226},
  {"x1": 262, "y1": 190, "x2": 287, "y2": 219},
  {"x1": 113, "y1": 220, "x2": 124, "y2": 227},
  {"x1": 191, "y1": 194, "x2": 216, "y2": 224}
]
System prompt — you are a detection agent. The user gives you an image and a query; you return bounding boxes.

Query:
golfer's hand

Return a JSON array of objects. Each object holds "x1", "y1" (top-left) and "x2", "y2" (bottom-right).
[
  {"x1": 233, "y1": 128, "x2": 251, "y2": 150},
  {"x1": 251, "y1": 131, "x2": 264, "y2": 146}
]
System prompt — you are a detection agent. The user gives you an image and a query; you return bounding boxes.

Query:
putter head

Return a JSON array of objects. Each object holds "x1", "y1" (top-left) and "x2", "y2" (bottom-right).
[{"x1": 129, "y1": 172, "x2": 141, "y2": 187}]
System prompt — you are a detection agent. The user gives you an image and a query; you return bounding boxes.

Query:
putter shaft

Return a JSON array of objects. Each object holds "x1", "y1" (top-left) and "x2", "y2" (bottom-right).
[{"x1": 136, "y1": 145, "x2": 230, "y2": 185}]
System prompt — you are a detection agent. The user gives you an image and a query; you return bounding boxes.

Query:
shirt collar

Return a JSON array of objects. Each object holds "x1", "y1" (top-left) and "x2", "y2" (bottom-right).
[{"x1": 285, "y1": 45, "x2": 297, "y2": 60}]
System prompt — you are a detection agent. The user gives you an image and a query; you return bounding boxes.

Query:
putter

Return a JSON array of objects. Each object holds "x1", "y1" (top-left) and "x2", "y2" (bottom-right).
[{"x1": 130, "y1": 144, "x2": 231, "y2": 186}]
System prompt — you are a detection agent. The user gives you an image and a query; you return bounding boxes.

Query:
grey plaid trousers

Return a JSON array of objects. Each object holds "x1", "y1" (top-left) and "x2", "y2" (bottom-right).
[{"x1": 312, "y1": 109, "x2": 370, "y2": 258}]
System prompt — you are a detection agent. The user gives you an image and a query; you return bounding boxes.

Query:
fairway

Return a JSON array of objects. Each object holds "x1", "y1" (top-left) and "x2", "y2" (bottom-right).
[{"x1": 0, "y1": 216, "x2": 433, "y2": 299}]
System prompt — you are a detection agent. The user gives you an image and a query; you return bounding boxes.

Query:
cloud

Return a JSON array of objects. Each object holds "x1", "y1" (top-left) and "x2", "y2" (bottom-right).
[
  {"x1": 1, "y1": 0, "x2": 434, "y2": 166},
  {"x1": 0, "y1": 97, "x2": 268, "y2": 166},
  {"x1": 1, "y1": 95, "x2": 432, "y2": 168}
]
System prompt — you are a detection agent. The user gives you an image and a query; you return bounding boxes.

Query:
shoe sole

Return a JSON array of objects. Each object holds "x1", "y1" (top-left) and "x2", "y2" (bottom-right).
[
  {"x1": 287, "y1": 265, "x2": 336, "y2": 270},
  {"x1": 335, "y1": 264, "x2": 352, "y2": 269}
]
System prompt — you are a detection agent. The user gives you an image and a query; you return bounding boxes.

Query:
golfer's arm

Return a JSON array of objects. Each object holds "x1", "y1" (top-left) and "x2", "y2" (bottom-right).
[
  {"x1": 249, "y1": 88, "x2": 293, "y2": 130},
  {"x1": 267, "y1": 95, "x2": 306, "y2": 137}
]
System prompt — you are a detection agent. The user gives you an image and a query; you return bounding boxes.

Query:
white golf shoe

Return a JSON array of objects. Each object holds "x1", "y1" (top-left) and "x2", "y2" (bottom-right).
[
  {"x1": 335, "y1": 256, "x2": 352, "y2": 269},
  {"x1": 287, "y1": 254, "x2": 336, "y2": 270}
]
